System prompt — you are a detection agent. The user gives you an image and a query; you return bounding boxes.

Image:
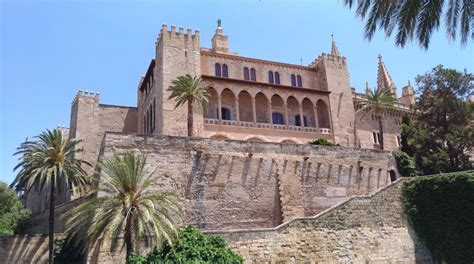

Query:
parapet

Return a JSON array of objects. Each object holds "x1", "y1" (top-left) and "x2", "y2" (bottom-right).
[
  {"x1": 309, "y1": 53, "x2": 346, "y2": 68},
  {"x1": 71, "y1": 89, "x2": 100, "y2": 105},
  {"x1": 158, "y1": 23, "x2": 200, "y2": 45}
]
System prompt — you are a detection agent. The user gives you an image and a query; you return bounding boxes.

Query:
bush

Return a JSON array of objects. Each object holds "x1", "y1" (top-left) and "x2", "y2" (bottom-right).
[
  {"x1": 401, "y1": 171, "x2": 474, "y2": 263},
  {"x1": 0, "y1": 182, "x2": 30, "y2": 235},
  {"x1": 127, "y1": 225, "x2": 243, "y2": 264},
  {"x1": 394, "y1": 151, "x2": 419, "y2": 177},
  {"x1": 309, "y1": 139, "x2": 340, "y2": 146}
]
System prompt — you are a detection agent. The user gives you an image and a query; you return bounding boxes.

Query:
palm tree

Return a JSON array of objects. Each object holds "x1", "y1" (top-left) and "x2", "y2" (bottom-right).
[
  {"x1": 357, "y1": 88, "x2": 396, "y2": 150},
  {"x1": 344, "y1": 0, "x2": 474, "y2": 49},
  {"x1": 64, "y1": 152, "x2": 182, "y2": 260},
  {"x1": 11, "y1": 128, "x2": 90, "y2": 264},
  {"x1": 167, "y1": 74, "x2": 210, "y2": 137}
]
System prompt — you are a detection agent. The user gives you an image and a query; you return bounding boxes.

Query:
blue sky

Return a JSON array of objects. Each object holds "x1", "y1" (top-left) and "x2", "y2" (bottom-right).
[{"x1": 1, "y1": 0, "x2": 473, "y2": 184}]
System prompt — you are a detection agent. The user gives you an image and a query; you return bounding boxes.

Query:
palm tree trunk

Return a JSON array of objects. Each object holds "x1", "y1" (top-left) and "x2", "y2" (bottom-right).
[
  {"x1": 124, "y1": 214, "x2": 133, "y2": 260},
  {"x1": 48, "y1": 180, "x2": 56, "y2": 264},
  {"x1": 378, "y1": 115, "x2": 384, "y2": 150},
  {"x1": 187, "y1": 98, "x2": 194, "y2": 137}
]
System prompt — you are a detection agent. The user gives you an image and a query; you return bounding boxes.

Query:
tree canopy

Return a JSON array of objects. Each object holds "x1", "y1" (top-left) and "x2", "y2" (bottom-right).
[
  {"x1": 0, "y1": 181, "x2": 30, "y2": 235},
  {"x1": 344, "y1": 0, "x2": 474, "y2": 49},
  {"x1": 401, "y1": 65, "x2": 473, "y2": 175}
]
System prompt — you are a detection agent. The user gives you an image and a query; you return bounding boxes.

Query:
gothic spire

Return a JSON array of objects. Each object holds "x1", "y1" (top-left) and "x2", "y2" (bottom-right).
[
  {"x1": 376, "y1": 54, "x2": 397, "y2": 96},
  {"x1": 330, "y1": 34, "x2": 340, "y2": 57}
]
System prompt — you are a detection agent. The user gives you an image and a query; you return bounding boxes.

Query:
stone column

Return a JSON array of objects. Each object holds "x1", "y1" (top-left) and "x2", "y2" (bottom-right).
[
  {"x1": 235, "y1": 97, "x2": 240, "y2": 125},
  {"x1": 217, "y1": 95, "x2": 222, "y2": 124},
  {"x1": 252, "y1": 97, "x2": 257, "y2": 125},
  {"x1": 299, "y1": 104, "x2": 305, "y2": 128},
  {"x1": 313, "y1": 106, "x2": 319, "y2": 128},
  {"x1": 283, "y1": 102, "x2": 289, "y2": 129},
  {"x1": 268, "y1": 101, "x2": 273, "y2": 126}
]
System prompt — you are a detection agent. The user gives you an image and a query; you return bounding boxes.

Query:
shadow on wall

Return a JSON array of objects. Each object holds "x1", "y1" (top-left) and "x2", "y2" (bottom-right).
[
  {"x1": 0, "y1": 235, "x2": 50, "y2": 263},
  {"x1": 123, "y1": 109, "x2": 138, "y2": 133}
]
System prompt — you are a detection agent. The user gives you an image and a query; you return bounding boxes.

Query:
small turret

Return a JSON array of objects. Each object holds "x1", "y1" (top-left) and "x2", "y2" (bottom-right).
[
  {"x1": 330, "y1": 34, "x2": 340, "y2": 57},
  {"x1": 211, "y1": 19, "x2": 229, "y2": 53},
  {"x1": 399, "y1": 80, "x2": 415, "y2": 105}
]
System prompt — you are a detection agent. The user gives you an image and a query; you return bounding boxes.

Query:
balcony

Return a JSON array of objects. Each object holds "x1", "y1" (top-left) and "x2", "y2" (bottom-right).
[{"x1": 204, "y1": 118, "x2": 332, "y2": 134}]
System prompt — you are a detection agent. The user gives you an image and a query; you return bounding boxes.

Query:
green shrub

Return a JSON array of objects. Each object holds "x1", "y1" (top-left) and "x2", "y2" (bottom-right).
[
  {"x1": 401, "y1": 171, "x2": 474, "y2": 263},
  {"x1": 309, "y1": 139, "x2": 340, "y2": 146},
  {"x1": 0, "y1": 182, "x2": 30, "y2": 235},
  {"x1": 127, "y1": 225, "x2": 243, "y2": 264},
  {"x1": 394, "y1": 151, "x2": 419, "y2": 177}
]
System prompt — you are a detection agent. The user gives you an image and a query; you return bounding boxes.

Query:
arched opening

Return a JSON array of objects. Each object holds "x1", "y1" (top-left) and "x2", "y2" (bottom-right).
[
  {"x1": 247, "y1": 137, "x2": 265, "y2": 142},
  {"x1": 222, "y1": 64, "x2": 228, "y2": 77},
  {"x1": 316, "y1": 100, "x2": 330, "y2": 128},
  {"x1": 255, "y1": 93, "x2": 269, "y2": 123},
  {"x1": 204, "y1": 87, "x2": 219, "y2": 119},
  {"x1": 271, "y1": 94, "x2": 285, "y2": 125},
  {"x1": 287, "y1": 96, "x2": 299, "y2": 126},
  {"x1": 297, "y1": 75, "x2": 302, "y2": 87},
  {"x1": 211, "y1": 134, "x2": 230, "y2": 141},
  {"x1": 250, "y1": 68, "x2": 257, "y2": 81},
  {"x1": 281, "y1": 139, "x2": 298, "y2": 144},
  {"x1": 302, "y1": 98, "x2": 316, "y2": 127},
  {"x1": 215, "y1": 63, "x2": 221, "y2": 77},
  {"x1": 268, "y1": 71, "x2": 274, "y2": 84},
  {"x1": 290, "y1": 74, "x2": 296, "y2": 86},
  {"x1": 220, "y1": 89, "x2": 236, "y2": 120},
  {"x1": 275, "y1": 72, "x2": 280, "y2": 84},
  {"x1": 238, "y1": 91, "x2": 253, "y2": 122},
  {"x1": 389, "y1": 170, "x2": 397, "y2": 182},
  {"x1": 243, "y1": 67, "x2": 249, "y2": 80}
]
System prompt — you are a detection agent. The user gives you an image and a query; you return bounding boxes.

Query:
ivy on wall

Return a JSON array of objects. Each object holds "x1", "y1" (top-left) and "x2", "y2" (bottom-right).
[{"x1": 402, "y1": 171, "x2": 474, "y2": 263}]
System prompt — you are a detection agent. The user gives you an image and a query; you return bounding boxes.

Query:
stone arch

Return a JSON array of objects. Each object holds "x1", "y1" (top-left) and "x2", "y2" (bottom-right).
[
  {"x1": 302, "y1": 98, "x2": 316, "y2": 127},
  {"x1": 255, "y1": 92, "x2": 269, "y2": 123},
  {"x1": 316, "y1": 99, "x2": 331, "y2": 128},
  {"x1": 244, "y1": 135, "x2": 268, "y2": 142},
  {"x1": 271, "y1": 94, "x2": 285, "y2": 125},
  {"x1": 220, "y1": 88, "x2": 236, "y2": 120},
  {"x1": 238, "y1": 91, "x2": 253, "y2": 122},
  {"x1": 210, "y1": 133, "x2": 232, "y2": 141},
  {"x1": 280, "y1": 139, "x2": 301, "y2": 144},
  {"x1": 287, "y1": 96, "x2": 300, "y2": 126},
  {"x1": 205, "y1": 87, "x2": 219, "y2": 119}
]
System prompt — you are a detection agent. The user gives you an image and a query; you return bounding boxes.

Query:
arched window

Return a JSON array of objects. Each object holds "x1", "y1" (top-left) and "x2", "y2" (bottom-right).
[
  {"x1": 295, "y1": 115, "x2": 308, "y2": 126},
  {"x1": 143, "y1": 116, "x2": 146, "y2": 133},
  {"x1": 243, "y1": 67, "x2": 249, "y2": 80},
  {"x1": 148, "y1": 108, "x2": 152, "y2": 133},
  {"x1": 275, "y1": 72, "x2": 280, "y2": 84},
  {"x1": 297, "y1": 75, "x2": 302, "y2": 87},
  {"x1": 250, "y1": 68, "x2": 256, "y2": 81},
  {"x1": 268, "y1": 71, "x2": 274, "y2": 84},
  {"x1": 215, "y1": 63, "x2": 221, "y2": 77},
  {"x1": 272, "y1": 112, "x2": 284, "y2": 124},
  {"x1": 316, "y1": 100, "x2": 331, "y2": 128},
  {"x1": 218, "y1": 107, "x2": 231, "y2": 120},
  {"x1": 291, "y1": 74, "x2": 296, "y2": 86},
  {"x1": 222, "y1": 64, "x2": 228, "y2": 78}
]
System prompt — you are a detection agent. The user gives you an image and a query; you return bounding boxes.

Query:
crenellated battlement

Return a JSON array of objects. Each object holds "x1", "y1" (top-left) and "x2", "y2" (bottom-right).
[
  {"x1": 309, "y1": 53, "x2": 346, "y2": 68},
  {"x1": 71, "y1": 89, "x2": 100, "y2": 105},
  {"x1": 158, "y1": 23, "x2": 200, "y2": 44}
]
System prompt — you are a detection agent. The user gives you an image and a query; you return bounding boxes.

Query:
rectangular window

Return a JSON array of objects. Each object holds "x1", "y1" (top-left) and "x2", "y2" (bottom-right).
[{"x1": 372, "y1": 131, "x2": 381, "y2": 144}]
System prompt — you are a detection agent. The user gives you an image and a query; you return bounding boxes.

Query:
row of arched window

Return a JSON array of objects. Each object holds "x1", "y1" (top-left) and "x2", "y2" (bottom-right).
[
  {"x1": 214, "y1": 63, "x2": 303, "y2": 87},
  {"x1": 143, "y1": 98, "x2": 156, "y2": 134},
  {"x1": 217, "y1": 106, "x2": 310, "y2": 126}
]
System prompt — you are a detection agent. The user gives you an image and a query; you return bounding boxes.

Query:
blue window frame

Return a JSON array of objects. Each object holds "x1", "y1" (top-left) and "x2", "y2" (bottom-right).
[
  {"x1": 217, "y1": 107, "x2": 231, "y2": 120},
  {"x1": 272, "y1": 112, "x2": 284, "y2": 125},
  {"x1": 222, "y1": 64, "x2": 228, "y2": 77},
  {"x1": 291, "y1": 74, "x2": 296, "y2": 86},
  {"x1": 275, "y1": 72, "x2": 280, "y2": 84},
  {"x1": 215, "y1": 63, "x2": 221, "y2": 77},
  {"x1": 297, "y1": 75, "x2": 302, "y2": 87},
  {"x1": 268, "y1": 71, "x2": 274, "y2": 84},
  {"x1": 243, "y1": 67, "x2": 249, "y2": 80},
  {"x1": 295, "y1": 115, "x2": 308, "y2": 126},
  {"x1": 250, "y1": 68, "x2": 256, "y2": 81}
]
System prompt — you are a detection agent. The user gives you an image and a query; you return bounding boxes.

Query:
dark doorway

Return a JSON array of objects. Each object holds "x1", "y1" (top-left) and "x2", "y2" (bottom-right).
[{"x1": 389, "y1": 170, "x2": 397, "y2": 182}]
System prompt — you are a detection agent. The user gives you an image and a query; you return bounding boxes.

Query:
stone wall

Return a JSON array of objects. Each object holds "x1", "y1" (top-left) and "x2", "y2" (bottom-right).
[
  {"x1": 210, "y1": 179, "x2": 433, "y2": 263},
  {"x1": 0, "y1": 234, "x2": 54, "y2": 264},
  {"x1": 100, "y1": 133, "x2": 399, "y2": 230}
]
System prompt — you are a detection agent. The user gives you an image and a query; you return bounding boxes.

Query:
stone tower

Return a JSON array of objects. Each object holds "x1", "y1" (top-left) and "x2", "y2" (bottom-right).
[
  {"x1": 399, "y1": 81, "x2": 416, "y2": 105},
  {"x1": 153, "y1": 24, "x2": 202, "y2": 136},
  {"x1": 311, "y1": 39, "x2": 355, "y2": 147}
]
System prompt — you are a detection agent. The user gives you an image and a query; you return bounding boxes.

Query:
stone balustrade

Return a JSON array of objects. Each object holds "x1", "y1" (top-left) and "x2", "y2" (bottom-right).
[{"x1": 204, "y1": 118, "x2": 332, "y2": 134}]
